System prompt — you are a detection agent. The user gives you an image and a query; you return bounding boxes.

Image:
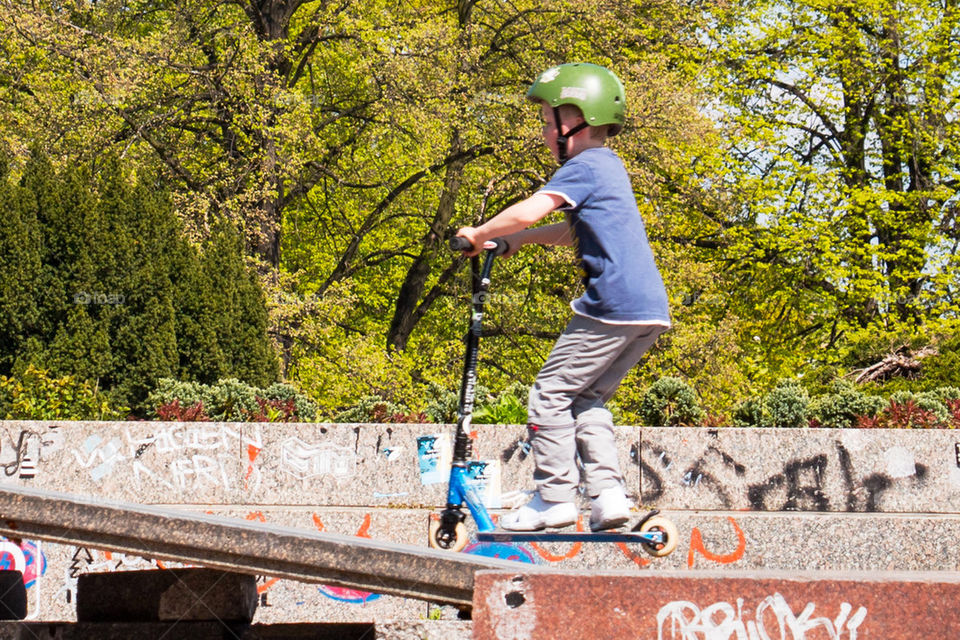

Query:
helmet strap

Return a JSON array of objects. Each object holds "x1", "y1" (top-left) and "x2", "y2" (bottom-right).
[{"x1": 553, "y1": 106, "x2": 588, "y2": 165}]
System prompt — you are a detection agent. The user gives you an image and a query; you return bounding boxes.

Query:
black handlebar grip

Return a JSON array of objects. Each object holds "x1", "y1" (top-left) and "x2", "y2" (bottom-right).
[
  {"x1": 449, "y1": 236, "x2": 510, "y2": 255},
  {"x1": 449, "y1": 236, "x2": 473, "y2": 251}
]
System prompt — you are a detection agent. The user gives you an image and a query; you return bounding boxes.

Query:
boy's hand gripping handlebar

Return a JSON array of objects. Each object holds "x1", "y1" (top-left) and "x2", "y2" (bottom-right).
[{"x1": 449, "y1": 236, "x2": 510, "y2": 256}]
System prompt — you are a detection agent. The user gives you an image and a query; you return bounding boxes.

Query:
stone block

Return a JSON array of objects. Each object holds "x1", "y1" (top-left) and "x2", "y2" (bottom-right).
[
  {"x1": 0, "y1": 571, "x2": 25, "y2": 620},
  {"x1": 77, "y1": 568, "x2": 257, "y2": 622},
  {"x1": 473, "y1": 569, "x2": 960, "y2": 639}
]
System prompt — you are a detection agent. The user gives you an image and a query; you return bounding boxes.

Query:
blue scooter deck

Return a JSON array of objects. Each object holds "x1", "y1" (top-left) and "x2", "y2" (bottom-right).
[{"x1": 476, "y1": 529, "x2": 665, "y2": 544}]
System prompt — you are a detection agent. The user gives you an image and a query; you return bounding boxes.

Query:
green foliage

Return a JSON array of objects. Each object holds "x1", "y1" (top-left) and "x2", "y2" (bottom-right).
[
  {"x1": 807, "y1": 382, "x2": 885, "y2": 429},
  {"x1": 148, "y1": 378, "x2": 316, "y2": 422},
  {"x1": 761, "y1": 380, "x2": 810, "y2": 429},
  {"x1": 732, "y1": 398, "x2": 763, "y2": 428},
  {"x1": 5, "y1": 0, "x2": 960, "y2": 425},
  {"x1": 0, "y1": 365, "x2": 127, "y2": 420},
  {"x1": 263, "y1": 383, "x2": 318, "y2": 422},
  {"x1": 333, "y1": 395, "x2": 427, "y2": 424},
  {"x1": 0, "y1": 151, "x2": 279, "y2": 413},
  {"x1": 423, "y1": 385, "x2": 464, "y2": 425},
  {"x1": 638, "y1": 377, "x2": 705, "y2": 426},
  {"x1": 472, "y1": 383, "x2": 529, "y2": 425}
]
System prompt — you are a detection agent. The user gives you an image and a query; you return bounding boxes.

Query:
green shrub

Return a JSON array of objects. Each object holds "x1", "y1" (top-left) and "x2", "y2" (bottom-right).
[
  {"x1": 809, "y1": 381, "x2": 885, "y2": 428},
  {"x1": 333, "y1": 394, "x2": 427, "y2": 423},
  {"x1": 472, "y1": 382, "x2": 528, "y2": 425},
  {"x1": 263, "y1": 382, "x2": 318, "y2": 422},
  {"x1": 732, "y1": 397, "x2": 763, "y2": 427},
  {"x1": 0, "y1": 364, "x2": 127, "y2": 420},
  {"x1": 424, "y1": 385, "x2": 463, "y2": 424},
  {"x1": 638, "y1": 377, "x2": 705, "y2": 426},
  {"x1": 762, "y1": 379, "x2": 809, "y2": 428},
  {"x1": 148, "y1": 377, "x2": 316, "y2": 422}
]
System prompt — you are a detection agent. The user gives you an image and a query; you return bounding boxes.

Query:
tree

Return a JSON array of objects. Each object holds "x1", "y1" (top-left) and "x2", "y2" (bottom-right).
[
  {"x1": 0, "y1": 149, "x2": 279, "y2": 411},
  {"x1": 701, "y1": 0, "x2": 960, "y2": 380}
]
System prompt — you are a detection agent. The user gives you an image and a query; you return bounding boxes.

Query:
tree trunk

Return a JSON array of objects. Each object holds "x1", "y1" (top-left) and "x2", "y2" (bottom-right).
[{"x1": 387, "y1": 131, "x2": 469, "y2": 351}]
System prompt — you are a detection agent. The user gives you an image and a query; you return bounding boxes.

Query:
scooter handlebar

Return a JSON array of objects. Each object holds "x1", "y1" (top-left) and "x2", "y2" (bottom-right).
[{"x1": 449, "y1": 236, "x2": 510, "y2": 256}]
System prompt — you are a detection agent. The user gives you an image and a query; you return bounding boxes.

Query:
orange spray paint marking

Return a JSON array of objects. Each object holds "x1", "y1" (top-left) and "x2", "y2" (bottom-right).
[
  {"x1": 245, "y1": 511, "x2": 267, "y2": 523},
  {"x1": 687, "y1": 516, "x2": 746, "y2": 569},
  {"x1": 257, "y1": 578, "x2": 280, "y2": 594},
  {"x1": 615, "y1": 541, "x2": 653, "y2": 568},
  {"x1": 244, "y1": 444, "x2": 261, "y2": 488},
  {"x1": 313, "y1": 513, "x2": 372, "y2": 537},
  {"x1": 356, "y1": 513, "x2": 372, "y2": 538},
  {"x1": 530, "y1": 517, "x2": 584, "y2": 562}
]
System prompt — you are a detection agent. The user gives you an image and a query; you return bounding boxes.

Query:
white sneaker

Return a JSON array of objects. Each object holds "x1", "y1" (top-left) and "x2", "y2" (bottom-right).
[
  {"x1": 590, "y1": 487, "x2": 632, "y2": 531},
  {"x1": 500, "y1": 492, "x2": 577, "y2": 531}
]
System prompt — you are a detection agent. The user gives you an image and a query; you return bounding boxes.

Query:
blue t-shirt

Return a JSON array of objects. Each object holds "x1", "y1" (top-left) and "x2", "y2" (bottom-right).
[{"x1": 539, "y1": 147, "x2": 671, "y2": 325}]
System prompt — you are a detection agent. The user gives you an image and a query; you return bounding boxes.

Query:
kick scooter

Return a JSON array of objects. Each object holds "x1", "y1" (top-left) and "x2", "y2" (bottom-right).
[{"x1": 427, "y1": 236, "x2": 678, "y2": 557}]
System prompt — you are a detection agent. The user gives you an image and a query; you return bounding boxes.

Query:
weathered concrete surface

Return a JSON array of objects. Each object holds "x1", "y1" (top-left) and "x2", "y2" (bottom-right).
[
  {"x1": 4, "y1": 421, "x2": 958, "y2": 514},
  {"x1": 640, "y1": 427, "x2": 960, "y2": 513},
  {"x1": 77, "y1": 568, "x2": 257, "y2": 622},
  {"x1": 13, "y1": 508, "x2": 960, "y2": 623},
  {"x1": 0, "y1": 485, "x2": 525, "y2": 608},
  {"x1": 473, "y1": 570, "x2": 960, "y2": 639},
  {"x1": 0, "y1": 421, "x2": 636, "y2": 509},
  {"x1": 3, "y1": 420, "x2": 960, "y2": 625}
]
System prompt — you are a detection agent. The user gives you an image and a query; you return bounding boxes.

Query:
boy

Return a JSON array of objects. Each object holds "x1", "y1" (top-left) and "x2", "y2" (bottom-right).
[{"x1": 455, "y1": 63, "x2": 670, "y2": 531}]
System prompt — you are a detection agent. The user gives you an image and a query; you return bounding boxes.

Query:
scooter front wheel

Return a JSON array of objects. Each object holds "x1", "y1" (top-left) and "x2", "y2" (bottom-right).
[
  {"x1": 428, "y1": 518, "x2": 469, "y2": 552},
  {"x1": 638, "y1": 515, "x2": 679, "y2": 557}
]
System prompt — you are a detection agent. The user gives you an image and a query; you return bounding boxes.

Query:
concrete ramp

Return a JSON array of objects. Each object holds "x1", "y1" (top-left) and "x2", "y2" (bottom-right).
[
  {"x1": 473, "y1": 569, "x2": 960, "y2": 639},
  {"x1": 0, "y1": 484, "x2": 521, "y2": 607}
]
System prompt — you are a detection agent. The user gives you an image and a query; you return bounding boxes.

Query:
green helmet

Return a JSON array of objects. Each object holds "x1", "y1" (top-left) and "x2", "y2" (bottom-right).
[{"x1": 527, "y1": 63, "x2": 626, "y2": 136}]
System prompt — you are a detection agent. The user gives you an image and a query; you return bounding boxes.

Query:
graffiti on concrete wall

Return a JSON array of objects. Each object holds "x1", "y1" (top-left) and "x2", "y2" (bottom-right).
[
  {"x1": 70, "y1": 424, "x2": 264, "y2": 492},
  {"x1": 0, "y1": 426, "x2": 63, "y2": 480},
  {"x1": 657, "y1": 594, "x2": 867, "y2": 640},
  {"x1": 639, "y1": 436, "x2": 928, "y2": 512},
  {"x1": 280, "y1": 437, "x2": 356, "y2": 481},
  {"x1": 0, "y1": 537, "x2": 47, "y2": 620}
]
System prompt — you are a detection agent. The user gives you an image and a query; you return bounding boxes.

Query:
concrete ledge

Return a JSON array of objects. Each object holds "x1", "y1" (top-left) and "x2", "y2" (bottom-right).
[
  {"x1": 473, "y1": 570, "x2": 960, "y2": 639},
  {"x1": 77, "y1": 568, "x2": 257, "y2": 622},
  {"x1": 0, "y1": 485, "x2": 525, "y2": 608}
]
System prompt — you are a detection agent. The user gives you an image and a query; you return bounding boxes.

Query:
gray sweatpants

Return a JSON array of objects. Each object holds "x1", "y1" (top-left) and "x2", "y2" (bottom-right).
[{"x1": 526, "y1": 315, "x2": 666, "y2": 503}]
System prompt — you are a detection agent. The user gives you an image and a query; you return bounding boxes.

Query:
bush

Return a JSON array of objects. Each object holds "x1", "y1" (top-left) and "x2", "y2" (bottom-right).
[
  {"x1": 263, "y1": 382, "x2": 318, "y2": 422},
  {"x1": 761, "y1": 379, "x2": 809, "y2": 428},
  {"x1": 333, "y1": 394, "x2": 428, "y2": 423},
  {"x1": 638, "y1": 377, "x2": 705, "y2": 426},
  {"x1": 148, "y1": 377, "x2": 316, "y2": 422},
  {"x1": 732, "y1": 397, "x2": 763, "y2": 427},
  {"x1": 808, "y1": 381, "x2": 885, "y2": 428},
  {"x1": 0, "y1": 364, "x2": 127, "y2": 420},
  {"x1": 472, "y1": 383, "x2": 529, "y2": 425}
]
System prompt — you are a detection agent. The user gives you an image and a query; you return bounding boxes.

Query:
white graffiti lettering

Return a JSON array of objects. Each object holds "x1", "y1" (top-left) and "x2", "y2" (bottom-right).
[
  {"x1": 70, "y1": 424, "x2": 263, "y2": 492},
  {"x1": 657, "y1": 593, "x2": 867, "y2": 640},
  {"x1": 280, "y1": 437, "x2": 356, "y2": 480}
]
